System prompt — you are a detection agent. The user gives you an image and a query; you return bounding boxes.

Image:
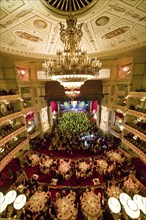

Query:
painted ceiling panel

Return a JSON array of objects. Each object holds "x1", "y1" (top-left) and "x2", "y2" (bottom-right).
[
  {"x1": 0, "y1": 0, "x2": 145, "y2": 59},
  {"x1": 23, "y1": 16, "x2": 52, "y2": 33}
]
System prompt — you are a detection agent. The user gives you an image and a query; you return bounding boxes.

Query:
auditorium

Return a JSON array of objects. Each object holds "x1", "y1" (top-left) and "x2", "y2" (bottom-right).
[{"x1": 0, "y1": 0, "x2": 146, "y2": 219}]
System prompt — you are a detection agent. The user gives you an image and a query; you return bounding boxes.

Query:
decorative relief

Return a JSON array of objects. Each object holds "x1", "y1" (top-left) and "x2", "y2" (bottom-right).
[
  {"x1": 2, "y1": 9, "x2": 32, "y2": 27},
  {"x1": 42, "y1": 0, "x2": 97, "y2": 12},
  {"x1": 121, "y1": 0, "x2": 140, "y2": 7},
  {"x1": 109, "y1": 3, "x2": 144, "y2": 21},
  {"x1": 0, "y1": 0, "x2": 24, "y2": 13},
  {"x1": 0, "y1": 8, "x2": 7, "y2": 19},
  {"x1": 8, "y1": 40, "x2": 17, "y2": 46},
  {"x1": 15, "y1": 8, "x2": 32, "y2": 19},
  {"x1": 83, "y1": 23, "x2": 97, "y2": 50},
  {"x1": 15, "y1": 31, "x2": 43, "y2": 42},
  {"x1": 33, "y1": 19, "x2": 48, "y2": 29},
  {"x1": 50, "y1": 24, "x2": 59, "y2": 43},
  {"x1": 101, "y1": 26, "x2": 130, "y2": 39},
  {"x1": 137, "y1": 1, "x2": 146, "y2": 12},
  {"x1": 95, "y1": 16, "x2": 110, "y2": 26},
  {"x1": 139, "y1": 17, "x2": 146, "y2": 22}
]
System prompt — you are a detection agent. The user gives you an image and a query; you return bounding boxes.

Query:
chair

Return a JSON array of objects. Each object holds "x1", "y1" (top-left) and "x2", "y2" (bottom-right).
[
  {"x1": 51, "y1": 178, "x2": 58, "y2": 185},
  {"x1": 92, "y1": 178, "x2": 100, "y2": 185},
  {"x1": 55, "y1": 192, "x2": 61, "y2": 199},
  {"x1": 65, "y1": 174, "x2": 70, "y2": 181}
]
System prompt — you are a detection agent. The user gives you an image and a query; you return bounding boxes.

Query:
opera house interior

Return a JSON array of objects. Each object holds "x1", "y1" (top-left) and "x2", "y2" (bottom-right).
[{"x1": 0, "y1": 0, "x2": 146, "y2": 219}]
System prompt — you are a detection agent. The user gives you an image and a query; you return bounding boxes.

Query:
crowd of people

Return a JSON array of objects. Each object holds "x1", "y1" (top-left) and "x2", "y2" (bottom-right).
[{"x1": 0, "y1": 111, "x2": 145, "y2": 220}]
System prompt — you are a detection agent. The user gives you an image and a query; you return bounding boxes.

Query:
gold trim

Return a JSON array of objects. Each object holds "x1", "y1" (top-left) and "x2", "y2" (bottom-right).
[{"x1": 40, "y1": 0, "x2": 98, "y2": 17}]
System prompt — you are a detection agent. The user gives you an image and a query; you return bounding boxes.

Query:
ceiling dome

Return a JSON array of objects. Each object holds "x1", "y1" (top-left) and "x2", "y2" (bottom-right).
[{"x1": 41, "y1": 0, "x2": 97, "y2": 16}]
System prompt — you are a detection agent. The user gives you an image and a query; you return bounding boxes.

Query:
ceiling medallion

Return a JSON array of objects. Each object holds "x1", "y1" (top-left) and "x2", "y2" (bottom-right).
[
  {"x1": 33, "y1": 19, "x2": 48, "y2": 29},
  {"x1": 95, "y1": 16, "x2": 110, "y2": 26},
  {"x1": 41, "y1": 0, "x2": 98, "y2": 16}
]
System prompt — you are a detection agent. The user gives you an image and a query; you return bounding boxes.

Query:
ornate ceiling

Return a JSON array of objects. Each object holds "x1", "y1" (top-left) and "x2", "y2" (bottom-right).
[{"x1": 0, "y1": 0, "x2": 146, "y2": 61}]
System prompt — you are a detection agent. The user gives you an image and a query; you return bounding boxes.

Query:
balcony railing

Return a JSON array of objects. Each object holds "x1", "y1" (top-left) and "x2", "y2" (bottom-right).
[
  {"x1": 110, "y1": 128, "x2": 122, "y2": 139},
  {"x1": 0, "y1": 94, "x2": 20, "y2": 101},
  {"x1": 127, "y1": 109, "x2": 146, "y2": 120},
  {"x1": 0, "y1": 138, "x2": 29, "y2": 172},
  {"x1": 29, "y1": 130, "x2": 40, "y2": 139},
  {"x1": 122, "y1": 137, "x2": 146, "y2": 164},
  {"x1": 0, "y1": 111, "x2": 22, "y2": 126},
  {"x1": 124, "y1": 124, "x2": 146, "y2": 142},
  {"x1": 0, "y1": 125, "x2": 27, "y2": 146}
]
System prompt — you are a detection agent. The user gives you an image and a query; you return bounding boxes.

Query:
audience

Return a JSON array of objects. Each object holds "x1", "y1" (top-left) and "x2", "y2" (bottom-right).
[{"x1": 0, "y1": 111, "x2": 145, "y2": 220}]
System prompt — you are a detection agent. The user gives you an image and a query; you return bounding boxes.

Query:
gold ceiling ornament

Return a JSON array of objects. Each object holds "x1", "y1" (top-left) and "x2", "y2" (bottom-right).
[
  {"x1": 42, "y1": 3, "x2": 102, "y2": 89},
  {"x1": 41, "y1": 0, "x2": 97, "y2": 16}
]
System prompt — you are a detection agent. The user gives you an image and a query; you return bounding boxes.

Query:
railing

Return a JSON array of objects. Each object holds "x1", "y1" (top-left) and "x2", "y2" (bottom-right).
[
  {"x1": 110, "y1": 128, "x2": 122, "y2": 139},
  {"x1": 122, "y1": 137, "x2": 146, "y2": 164},
  {"x1": 0, "y1": 94, "x2": 20, "y2": 102},
  {"x1": 0, "y1": 111, "x2": 22, "y2": 126},
  {"x1": 0, "y1": 138, "x2": 29, "y2": 172},
  {"x1": 127, "y1": 109, "x2": 146, "y2": 120},
  {"x1": 124, "y1": 124, "x2": 146, "y2": 142},
  {"x1": 29, "y1": 130, "x2": 40, "y2": 139},
  {"x1": 0, "y1": 125, "x2": 27, "y2": 146}
]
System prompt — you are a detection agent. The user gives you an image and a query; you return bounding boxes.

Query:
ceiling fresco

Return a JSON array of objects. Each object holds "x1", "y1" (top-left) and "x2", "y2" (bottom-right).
[{"x1": 0, "y1": 0, "x2": 146, "y2": 60}]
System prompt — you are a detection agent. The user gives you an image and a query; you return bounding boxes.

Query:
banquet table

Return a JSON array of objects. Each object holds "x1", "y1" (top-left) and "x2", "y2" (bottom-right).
[
  {"x1": 107, "y1": 185, "x2": 122, "y2": 198},
  {"x1": 28, "y1": 191, "x2": 49, "y2": 213},
  {"x1": 79, "y1": 161, "x2": 91, "y2": 172},
  {"x1": 29, "y1": 154, "x2": 40, "y2": 166},
  {"x1": 80, "y1": 191, "x2": 101, "y2": 220},
  {"x1": 124, "y1": 177, "x2": 139, "y2": 194},
  {"x1": 58, "y1": 159, "x2": 71, "y2": 176},
  {"x1": 56, "y1": 192, "x2": 76, "y2": 220},
  {"x1": 39, "y1": 157, "x2": 53, "y2": 174},
  {"x1": 107, "y1": 151, "x2": 123, "y2": 163},
  {"x1": 96, "y1": 159, "x2": 108, "y2": 172}
]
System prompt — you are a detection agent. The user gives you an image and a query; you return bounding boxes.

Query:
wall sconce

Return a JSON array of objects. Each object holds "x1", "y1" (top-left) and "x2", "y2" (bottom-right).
[
  {"x1": 16, "y1": 67, "x2": 28, "y2": 78},
  {"x1": 119, "y1": 63, "x2": 132, "y2": 75}
]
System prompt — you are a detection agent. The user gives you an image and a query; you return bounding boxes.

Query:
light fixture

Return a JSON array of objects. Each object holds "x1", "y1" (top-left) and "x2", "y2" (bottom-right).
[
  {"x1": 120, "y1": 63, "x2": 132, "y2": 75},
  {"x1": 42, "y1": 0, "x2": 102, "y2": 89},
  {"x1": 16, "y1": 67, "x2": 28, "y2": 77}
]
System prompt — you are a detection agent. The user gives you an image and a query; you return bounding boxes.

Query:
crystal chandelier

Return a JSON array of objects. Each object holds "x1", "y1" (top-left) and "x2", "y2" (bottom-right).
[{"x1": 42, "y1": 12, "x2": 102, "y2": 88}]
